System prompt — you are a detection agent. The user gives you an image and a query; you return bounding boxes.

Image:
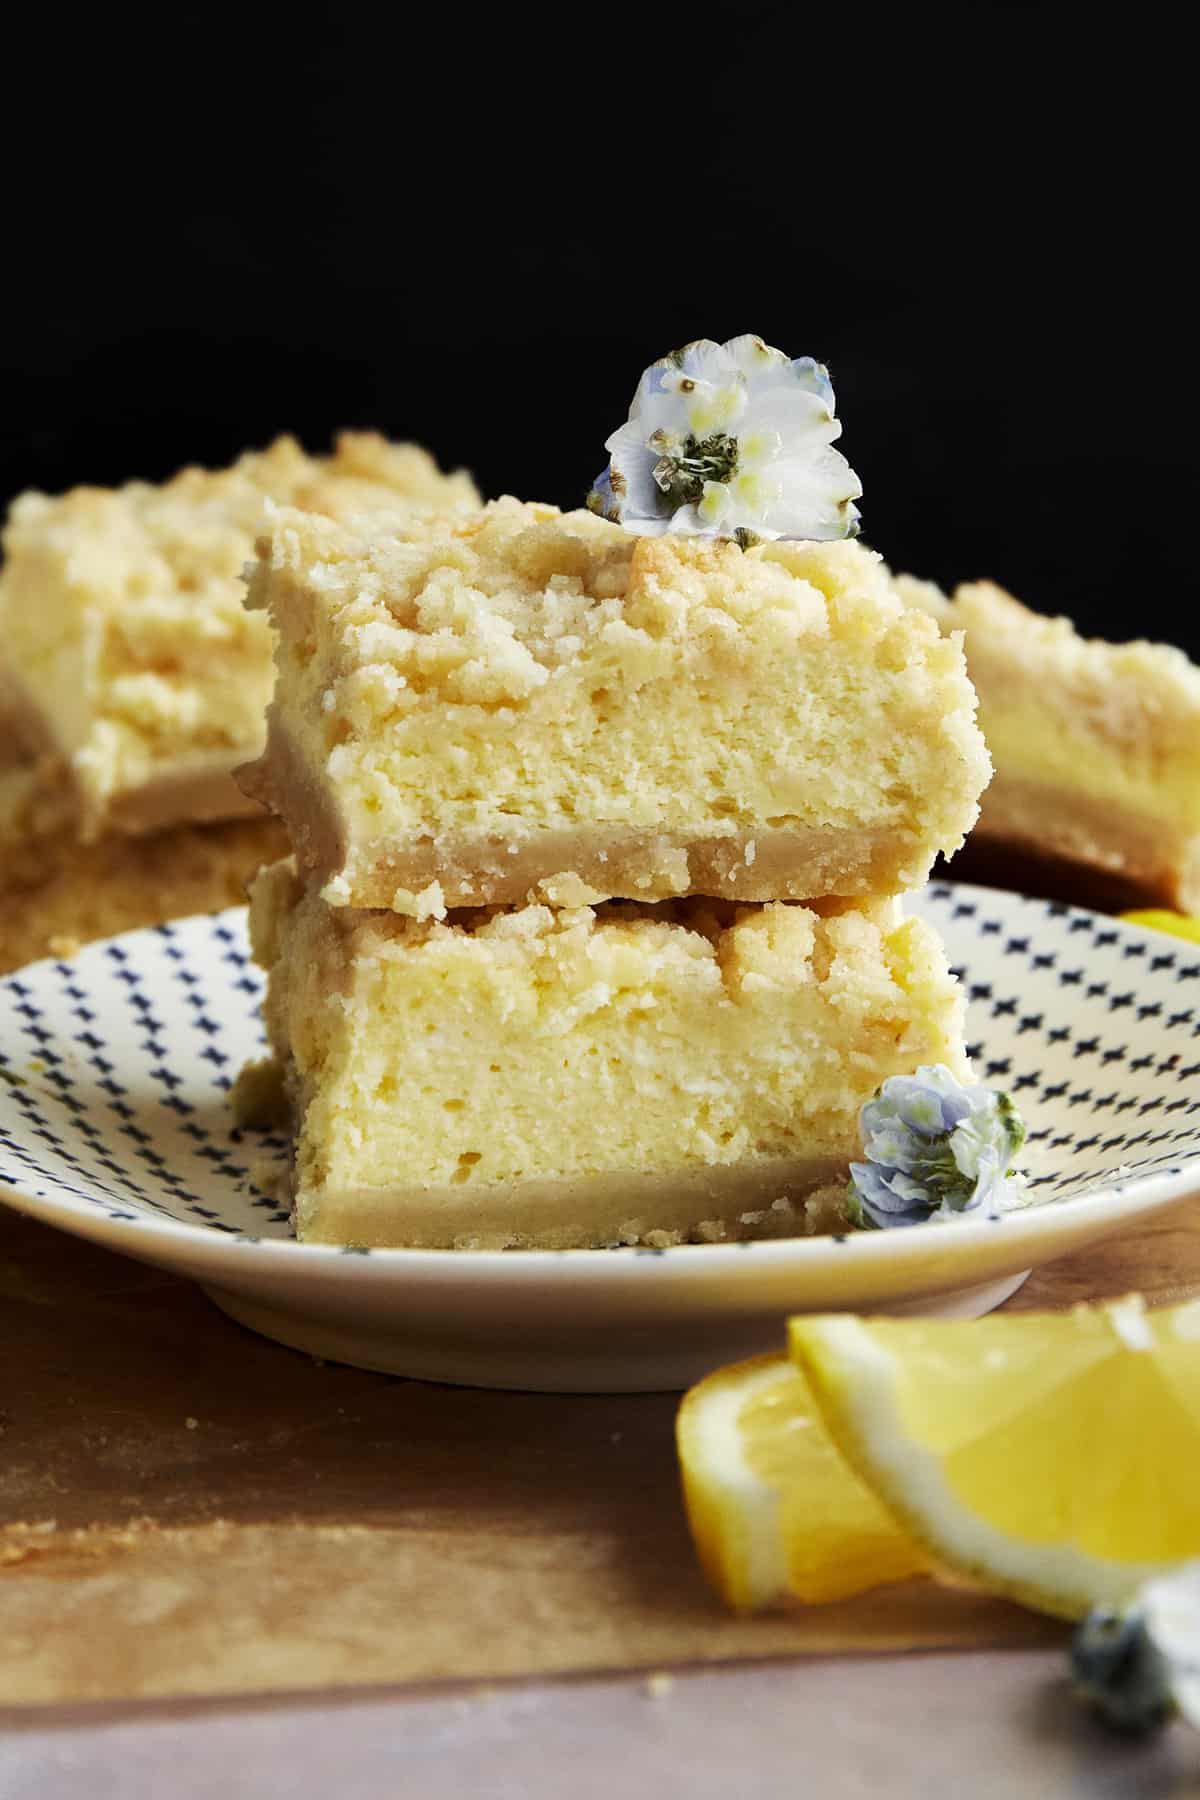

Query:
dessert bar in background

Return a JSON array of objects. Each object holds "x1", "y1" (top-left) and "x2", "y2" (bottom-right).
[
  {"x1": 0, "y1": 815, "x2": 289, "y2": 980},
  {"x1": 0, "y1": 432, "x2": 478, "y2": 844},
  {"x1": 0, "y1": 433, "x2": 477, "y2": 972},
  {"x1": 241, "y1": 859, "x2": 967, "y2": 1249},
  {"x1": 240, "y1": 499, "x2": 990, "y2": 918},
  {"x1": 0, "y1": 665, "x2": 77, "y2": 860},
  {"x1": 896, "y1": 574, "x2": 1200, "y2": 911}
]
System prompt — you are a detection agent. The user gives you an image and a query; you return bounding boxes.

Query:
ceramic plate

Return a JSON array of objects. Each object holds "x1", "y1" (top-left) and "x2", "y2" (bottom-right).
[{"x1": 1, "y1": 883, "x2": 1198, "y2": 1391}]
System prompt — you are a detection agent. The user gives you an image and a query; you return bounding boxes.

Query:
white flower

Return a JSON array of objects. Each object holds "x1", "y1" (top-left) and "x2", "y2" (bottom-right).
[
  {"x1": 587, "y1": 334, "x2": 863, "y2": 544},
  {"x1": 1072, "y1": 1562, "x2": 1200, "y2": 1734},
  {"x1": 1140, "y1": 1562, "x2": 1200, "y2": 1729}
]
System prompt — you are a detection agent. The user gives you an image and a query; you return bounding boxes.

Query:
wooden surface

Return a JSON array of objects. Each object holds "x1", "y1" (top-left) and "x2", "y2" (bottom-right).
[
  {"x1": 5, "y1": 1652, "x2": 1200, "y2": 1800},
  {"x1": 3, "y1": 1195, "x2": 1199, "y2": 1709}
]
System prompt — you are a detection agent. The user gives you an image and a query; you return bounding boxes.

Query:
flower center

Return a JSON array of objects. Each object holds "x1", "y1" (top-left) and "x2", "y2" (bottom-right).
[{"x1": 652, "y1": 432, "x2": 740, "y2": 509}]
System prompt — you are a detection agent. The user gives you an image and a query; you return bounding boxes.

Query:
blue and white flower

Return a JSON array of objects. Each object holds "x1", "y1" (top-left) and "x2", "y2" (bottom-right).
[
  {"x1": 1139, "y1": 1563, "x2": 1200, "y2": 1730},
  {"x1": 1073, "y1": 1563, "x2": 1200, "y2": 1734},
  {"x1": 847, "y1": 1064, "x2": 1028, "y2": 1230},
  {"x1": 587, "y1": 335, "x2": 862, "y2": 544}
]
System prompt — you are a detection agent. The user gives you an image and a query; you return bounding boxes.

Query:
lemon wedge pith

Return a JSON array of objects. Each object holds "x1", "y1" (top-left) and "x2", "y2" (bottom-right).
[
  {"x1": 789, "y1": 1298, "x2": 1200, "y2": 1621},
  {"x1": 676, "y1": 1353, "x2": 926, "y2": 1612}
]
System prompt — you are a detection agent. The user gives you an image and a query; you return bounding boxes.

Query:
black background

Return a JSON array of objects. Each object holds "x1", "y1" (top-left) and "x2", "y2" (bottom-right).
[{"x1": 0, "y1": 5, "x2": 1192, "y2": 647}]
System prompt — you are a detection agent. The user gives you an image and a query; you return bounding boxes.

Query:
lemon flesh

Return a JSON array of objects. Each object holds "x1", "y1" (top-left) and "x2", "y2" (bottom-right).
[
  {"x1": 676, "y1": 1354, "x2": 925, "y2": 1612},
  {"x1": 790, "y1": 1298, "x2": 1200, "y2": 1621},
  {"x1": 1120, "y1": 910, "x2": 1200, "y2": 944}
]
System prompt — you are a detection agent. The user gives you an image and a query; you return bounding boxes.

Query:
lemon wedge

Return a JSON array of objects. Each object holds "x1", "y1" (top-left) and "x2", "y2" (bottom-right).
[
  {"x1": 790, "y1": 1298, "x2": 1200, "y2": 1621},
  {"x1": 676, "y1": 1353, "x2": 926, "y2": 1611},
  {"x1": 1120, "y1": 910, "x2": 1200, "y2": 944}
]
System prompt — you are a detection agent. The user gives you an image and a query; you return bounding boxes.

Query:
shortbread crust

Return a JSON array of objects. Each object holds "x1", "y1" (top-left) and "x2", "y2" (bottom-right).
[
  {"x1": 241, "y1": 500, "x2": 991, "y2": 916},
  {"x1": 897, "y1": 575, "x2": 1200, "y2": 910},
  {"x1": 243, "y1": 862, "x2": 968, "y2": 1250},
  {"x1": 0, "y1": 433, "x2": 478, "y2": 843}
]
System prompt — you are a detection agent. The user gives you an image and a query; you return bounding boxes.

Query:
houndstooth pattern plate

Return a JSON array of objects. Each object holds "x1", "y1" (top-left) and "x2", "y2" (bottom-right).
[{"x1": 0, "y1": 883, "x2": 1197, "y2": 1391}]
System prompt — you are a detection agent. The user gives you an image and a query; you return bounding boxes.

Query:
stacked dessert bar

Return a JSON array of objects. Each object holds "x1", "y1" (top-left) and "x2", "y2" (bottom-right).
[
  {"x1": 0, "y1": 434, "x2": 477, "y2": 968},
  {"x1": 237, "y1": 490, "x2": 992, "y2": 1249}
]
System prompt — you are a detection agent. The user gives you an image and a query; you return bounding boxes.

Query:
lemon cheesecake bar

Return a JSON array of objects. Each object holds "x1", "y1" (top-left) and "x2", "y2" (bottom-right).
[
  {"x1": 241, "y1": 860, "x2": 968, "y2": 1249},
  {"x1": 0, "y1": 433, "x2": 478, "y2": 844},
  {"x1": 240, "y1": 498, "x2": 991, "y2": 918},
  {"x1": 896, "y1": 574, "x2": 1200, "y2": 910}
]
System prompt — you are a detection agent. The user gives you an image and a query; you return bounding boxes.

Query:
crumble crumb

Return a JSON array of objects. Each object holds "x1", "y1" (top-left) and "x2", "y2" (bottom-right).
[{"x1": 230, "y1": 1056, "x2": 289, "y2": 1130}]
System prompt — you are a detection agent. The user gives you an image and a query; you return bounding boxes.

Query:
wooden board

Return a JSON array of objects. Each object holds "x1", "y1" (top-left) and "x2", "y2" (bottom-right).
[{"x1": 3, "y1": 1194, "x2": 1198, "y2": 1707}]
